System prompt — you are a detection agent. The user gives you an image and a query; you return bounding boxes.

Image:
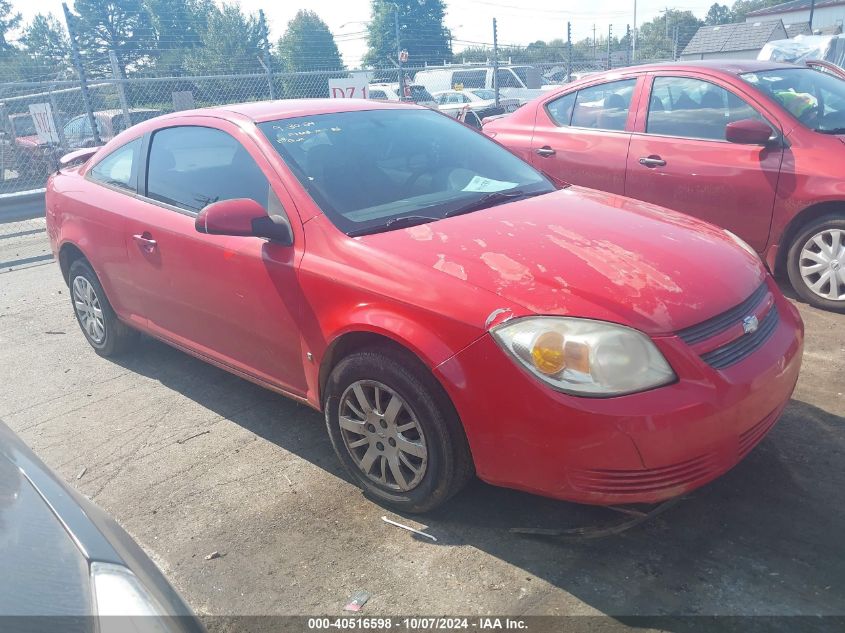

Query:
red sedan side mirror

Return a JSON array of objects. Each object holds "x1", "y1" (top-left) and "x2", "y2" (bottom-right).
[
  {"x1": 725, "y1": 119, "x2": 773, "y2": 145},
  {"x1": 195, "y1": 198, "x2": 293, "y2": 245}
]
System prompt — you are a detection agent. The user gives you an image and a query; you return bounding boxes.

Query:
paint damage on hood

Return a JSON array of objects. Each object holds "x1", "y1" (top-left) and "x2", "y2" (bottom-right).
[{"x1": 361, "y1": 187, "x2": 767, "y2": 335}]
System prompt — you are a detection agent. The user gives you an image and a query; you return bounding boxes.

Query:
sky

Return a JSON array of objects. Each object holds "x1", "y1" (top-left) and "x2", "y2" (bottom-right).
[{"x1": 11, "y1": 0, "x2": 720, "y2": 67}]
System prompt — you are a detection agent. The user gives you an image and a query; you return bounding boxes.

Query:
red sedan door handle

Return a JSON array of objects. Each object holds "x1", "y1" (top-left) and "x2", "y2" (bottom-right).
[
  {"x1": 639, "y1": 155, "x2": 666, "y2": 168},
  {"x1": 535, "y1": 146, "x2": 556, "y2": 157},
  {"x1": 132, "y1": 232, "x2": 158, "y2": 253}
]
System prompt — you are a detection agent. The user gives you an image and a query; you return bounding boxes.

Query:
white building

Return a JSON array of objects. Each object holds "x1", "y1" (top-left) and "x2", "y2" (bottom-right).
[{"x1": 747, "y1": 0, "x2": 845, "y2": 34}]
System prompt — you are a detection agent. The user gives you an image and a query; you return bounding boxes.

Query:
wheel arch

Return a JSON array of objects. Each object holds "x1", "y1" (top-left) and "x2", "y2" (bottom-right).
[
  {"x1": 58, "y1": 241, "x2": 89, "y2": 285},
  {"x1": 318, "y1": 330, "x2": 436, "y2": 410},
  {"x1": 774, "y1": 201, "x2": 845, "y2": 276}
]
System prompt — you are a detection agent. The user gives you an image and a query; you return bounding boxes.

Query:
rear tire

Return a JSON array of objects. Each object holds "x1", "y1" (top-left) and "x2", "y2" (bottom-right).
[
  {"x1": 68, "y1": 259, "x2": 138, "y2": 357},
  {"x1": 324, "y1": 348, "x2": 473, "y2": 513},
  {"x1": 786, "y1": 215, "x2": 845, "y2": 313}
]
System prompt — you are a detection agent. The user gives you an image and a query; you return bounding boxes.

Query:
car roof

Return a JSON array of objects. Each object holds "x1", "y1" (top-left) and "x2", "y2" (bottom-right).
[
  {"x1": 615, "y1": 59, "x2": 801, "y2": 75},
  {"x1": 164, "y1": 98, "x2": 421, "y2": 123}
]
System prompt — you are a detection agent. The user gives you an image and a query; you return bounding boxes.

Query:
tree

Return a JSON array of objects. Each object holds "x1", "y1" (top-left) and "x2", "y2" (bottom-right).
[
  {"x1": 277, "y1": 10, "x2": 344, "y2": 98},
  {"x1": 184, "y1": 3, "x2": 265, "y2": 75},
  {"x1": 730, "y1": 0, "x2": 785, "y2": 22},
  {"x1": 70, "y1": 0, "x2": 156, "y2": 77},
  {"x1": 144, "y1": 0, "x2": 208, "y2": 75},
  {"x1": 18, "y1": 14, "x2": 72, "y2": 78},
  {"x1": 364, "y1": 0, "x2": 451, "y2": 69},
  {"x1": 636, "y1": 10, "x2": 703, "y2": 60},
  {"x1": 705, "y1": 3, "x2": 734, "y2": 25},
  {"x1": 0, "y1": 0, "x2": 21, "y2": 52}
]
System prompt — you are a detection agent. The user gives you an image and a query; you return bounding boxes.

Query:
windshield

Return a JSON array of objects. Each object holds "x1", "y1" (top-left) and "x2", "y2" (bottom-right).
[
  {"x1": 471, "y1": 89, "x2": 495, "y2": 100},
  {"x1": 11, "y1": 116, "x2": 36, "y2": 136},
  {"x1": 741, "y1": 68, "x2": 845, "y2": 133},
  {"x1": 258, "y1": 109, "x2": 553, "y2": 235},
  {"x1": 510, "y1": 67, "x2": 531, "y2": 87},
  {"x1": 409, "y1": 85, "x2": 434, "y2": 102}
]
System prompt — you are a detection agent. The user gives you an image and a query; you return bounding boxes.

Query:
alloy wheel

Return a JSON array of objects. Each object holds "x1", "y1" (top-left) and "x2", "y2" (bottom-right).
[
  {"x1": 72, "y1": 275, "x2": 106, "y2": 344},
  {"x1": 799, "y1": 228, "x2": 845, "y2": 302},
  {"x1": 338, "y1": 380, "x2": 428, "y2": 491}
]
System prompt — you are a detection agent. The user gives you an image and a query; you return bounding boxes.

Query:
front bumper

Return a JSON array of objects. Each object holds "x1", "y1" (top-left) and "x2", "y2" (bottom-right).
[{"x1": 435, "y1": 281, "x2": 804, "y2": 505}]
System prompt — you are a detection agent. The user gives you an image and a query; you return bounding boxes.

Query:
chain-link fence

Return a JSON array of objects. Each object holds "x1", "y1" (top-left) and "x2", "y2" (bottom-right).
[{"x1": 0, "y1": 56, "x2": 663, "y2": 196}]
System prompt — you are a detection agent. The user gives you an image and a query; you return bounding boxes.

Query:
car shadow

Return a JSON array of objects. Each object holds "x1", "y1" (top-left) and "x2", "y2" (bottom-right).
[{"x1": 111, "y1": 336, "x2": 845, "y2": 621}]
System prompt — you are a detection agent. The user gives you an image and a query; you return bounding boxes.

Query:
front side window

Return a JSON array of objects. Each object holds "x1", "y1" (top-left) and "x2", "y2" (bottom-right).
[
  {"x1": 496, "y1": 69, "x2": 522, "y2": 89},
  {"x1": 647, "y1": 76, "x2": 769, "y2": 141},
  {"x1": 258, "y1": 109, "x2": 554, "y2": 236},
  {"x1": 546, "y1": 91, "x2": 577, "y2": 126},
  {"x1": 369, "y1": 90, "x2": 388, "y2": 100},
  {"x1": 90, "y1": 138, "x2": 141, "y2": 191},
  {"x1": 570, "y1": 79, "x2": 637, "y2": 131},
  {"x1": 742, "y1": 67, "x2": 845, "y2": 133},
  {"x1": 146, "y1": 126, "x2": 269, "y2": 213}
]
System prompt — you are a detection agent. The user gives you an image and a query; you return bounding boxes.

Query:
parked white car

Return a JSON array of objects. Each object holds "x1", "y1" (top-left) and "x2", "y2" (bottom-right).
[
  {"x1": 368, "y1": 83, "x2": 437, "y2": 107},
  {"x1": 413, "y1": 66, "x2": 556, "y2": 103},
  {"x1": 432, "y1": 89, "x2": 520, "y2": 118}
]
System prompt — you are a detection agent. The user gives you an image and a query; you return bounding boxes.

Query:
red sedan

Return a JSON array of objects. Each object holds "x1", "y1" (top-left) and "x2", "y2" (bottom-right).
[
  {"x1": 484, "y1": 60, "x2": 845, "y2": 312},
  {"x1": 46, "y1": 99, "x2": 803, "y2": 512}
]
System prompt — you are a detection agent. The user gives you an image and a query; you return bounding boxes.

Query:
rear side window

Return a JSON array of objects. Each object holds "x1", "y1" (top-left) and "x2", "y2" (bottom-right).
[
  {"x1": 546, "y1": 91, "x2": 576, "y2": 126},
  {"x1": 570, "y1": 79, "x2": 637, "y2": 131},
  {"x1": 145, "y1": 126, "x2": 270, "y2": 213},
  {"x1": 452, "y1": 70, "x2": 486, "y2": 90},
  {"x1": 369, "y1": 90, "x2": 387, "y2": 100},
  {"x1": 647, "y1": 76, "x2": 770, "y2": 141},
  {"x1": 90, "y1": 138, "x2": 140, "y2": 191}
]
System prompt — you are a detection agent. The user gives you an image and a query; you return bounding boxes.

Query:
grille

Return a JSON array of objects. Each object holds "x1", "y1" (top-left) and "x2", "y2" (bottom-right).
[
  {"x1": 738, "y1": 406, "x2": 781, "y2": 459},
  {"x1": 700, "y1": 306, "x2": 779, "y2": 370},
  {"x1": 677, "y1": 283, "x2": 769, "y2": 345},
  {"x1": 570, "y1": 453, "x2": 722, "y2": 496}
]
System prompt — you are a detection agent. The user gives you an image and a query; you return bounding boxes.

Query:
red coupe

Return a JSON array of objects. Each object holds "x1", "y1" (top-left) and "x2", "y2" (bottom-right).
[
  {"x1": 46, "y1": 99, "x2": 803, "y2": 512},
  {"x1": 484, "y1": 60, "x2": 845, "y2": 312}
]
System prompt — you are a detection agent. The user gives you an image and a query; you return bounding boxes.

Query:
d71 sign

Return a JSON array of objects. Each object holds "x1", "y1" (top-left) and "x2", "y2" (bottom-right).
[{"x1": 328, "y1": 78, "x2": 370, "y2": 99}]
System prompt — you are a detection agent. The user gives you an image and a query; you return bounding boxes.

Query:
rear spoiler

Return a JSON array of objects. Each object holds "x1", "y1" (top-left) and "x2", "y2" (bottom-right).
[{"x1": 59, "y1": 146, "x2": 100, "y2": 169}]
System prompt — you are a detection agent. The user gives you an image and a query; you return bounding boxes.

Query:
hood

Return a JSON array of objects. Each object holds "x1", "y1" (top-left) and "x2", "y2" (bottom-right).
[{"x1": 360, "y1": 187, "x2": 766, "y2": 335}]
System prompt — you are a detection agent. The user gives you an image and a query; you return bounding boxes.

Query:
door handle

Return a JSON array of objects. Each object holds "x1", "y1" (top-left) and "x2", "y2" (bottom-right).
[
  {"x1": 639, "y1": 156, "x2": 666, "y2": 168},
  {"x1": 132, "y1": 233, "x2": 157, "y2": 253},
  {"x1": 535, "y1": 146, "x2": 556, "y2": 157}
]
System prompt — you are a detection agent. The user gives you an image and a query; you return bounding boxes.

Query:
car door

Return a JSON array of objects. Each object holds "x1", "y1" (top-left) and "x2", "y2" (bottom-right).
[
  {"x1": 124, "y1": 120, "x2": 308, "y2": 395},
  {"x1": 625, "y1": 73, "x2": 784, "y2": 252},
  {"x1": 529, "y1": 77, "x2": 641, "y2": 195}
]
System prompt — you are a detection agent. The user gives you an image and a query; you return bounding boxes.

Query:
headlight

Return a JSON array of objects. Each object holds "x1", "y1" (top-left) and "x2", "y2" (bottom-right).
[
  {"x1": 491, "y1": 317, "x2": 675, "y2": 396},
  {"x1": 724, "y1": 229, "x2": 759, "y2": 259},
  {"x1": 91, "y1": 562, "x2": 165, "y2": 617}
]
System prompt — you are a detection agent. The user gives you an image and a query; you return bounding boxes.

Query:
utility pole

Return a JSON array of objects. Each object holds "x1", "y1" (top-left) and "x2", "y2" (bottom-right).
[
  {"x1": 492, "y1": 18, "x2": 500, "y2": 107},
  {"x1": 567, "y1": 21, "x2": 572, "y2": 82},
  {"x1": 607, "y1": 24, "x2": 612, "y2": 70},
  {"x1": 592, "y1": 24, "x2": 597, "y2": 66},
  {"x1": 394, "y1": 7, "x2": 404, "y2": 101},
  {"x1": 62, "y1": 2, "x2": 101, "y2": 145}
]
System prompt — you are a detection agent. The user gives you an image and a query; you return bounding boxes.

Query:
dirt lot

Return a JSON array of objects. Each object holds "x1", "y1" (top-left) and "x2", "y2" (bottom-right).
[{"x1": 1, "y1": 219, "x2": 844, "y2": 620}]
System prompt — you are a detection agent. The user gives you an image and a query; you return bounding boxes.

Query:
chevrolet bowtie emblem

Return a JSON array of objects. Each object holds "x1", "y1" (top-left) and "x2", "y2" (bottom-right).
[{"x1": 742, "y1": 315, "x2": 759, "y2": 335}]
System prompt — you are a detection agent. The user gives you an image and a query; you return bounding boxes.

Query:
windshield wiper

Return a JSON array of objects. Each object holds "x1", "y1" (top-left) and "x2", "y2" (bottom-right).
[
  {"x1": 443, "y1": 189, "x2": 548, "y2": 218},
  {"x1": 347, "y1": 214, "x2": 439, "y2": 237}
]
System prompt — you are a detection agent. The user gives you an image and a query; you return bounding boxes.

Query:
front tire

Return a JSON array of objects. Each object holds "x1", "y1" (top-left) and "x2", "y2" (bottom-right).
[
  {"x1": 324, "y1": 348, "x2": 473, "y2": 513},
  {"x1": 68, "y1": 259, "x2": 138, "y2": 356},
  {"x1": 786, "y1": 215, "x2": 845, "y2": 313}
]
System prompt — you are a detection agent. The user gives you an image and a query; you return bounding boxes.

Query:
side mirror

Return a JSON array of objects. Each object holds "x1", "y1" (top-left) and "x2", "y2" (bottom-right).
[
  {"x1": 195, "y1": 198, "x2": 293, "y2": 245},
  {"x1": 726, "y1": 119, "x2": 773, "y2": 145}
]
